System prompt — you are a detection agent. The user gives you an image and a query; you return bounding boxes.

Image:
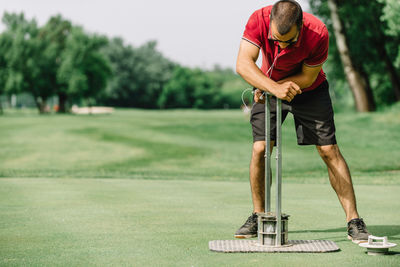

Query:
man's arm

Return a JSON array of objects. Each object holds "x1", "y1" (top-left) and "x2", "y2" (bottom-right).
[
  {"x1": 278, "y1": 63, "x2": 323, "y2": 89},
  {"x1": 236, "y1": 40, "x2": 301, "y2": 102}
]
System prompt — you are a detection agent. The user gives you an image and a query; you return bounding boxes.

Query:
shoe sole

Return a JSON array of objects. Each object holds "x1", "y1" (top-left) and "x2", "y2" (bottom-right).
[
  {"x1": 347, "y1": 235, "x2": 368, "y2": 244},
  {"x1": 234, "y1": 234, "x2": 257, "y2": 239}
]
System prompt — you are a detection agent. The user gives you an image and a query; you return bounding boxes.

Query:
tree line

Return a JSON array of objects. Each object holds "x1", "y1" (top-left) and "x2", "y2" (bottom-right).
[
  {"x1": 0, "y1": 12, "x2": 247, "y2": 114},
  {"x1": 1, "y1": 0, "x2": 400, "y2": 114}
]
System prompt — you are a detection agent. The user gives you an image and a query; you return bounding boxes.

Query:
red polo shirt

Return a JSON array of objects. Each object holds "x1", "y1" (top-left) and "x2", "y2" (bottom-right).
[{"x1": 242, "y1": 6, "x2": 329, "y2": 92}]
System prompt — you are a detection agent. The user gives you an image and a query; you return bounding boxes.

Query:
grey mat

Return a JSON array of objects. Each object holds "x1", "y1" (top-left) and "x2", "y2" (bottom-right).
[{"x1": 209, "y1": 239, "x2": 340, "y2": 253}]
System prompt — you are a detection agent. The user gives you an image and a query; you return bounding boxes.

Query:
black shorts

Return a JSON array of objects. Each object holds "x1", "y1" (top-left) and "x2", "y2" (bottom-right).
[{"x1": 250, "y1": 80, "x2": 337, "y2": 146}]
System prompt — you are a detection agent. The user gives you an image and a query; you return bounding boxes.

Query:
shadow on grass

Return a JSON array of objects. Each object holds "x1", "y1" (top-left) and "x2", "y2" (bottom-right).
[
  {"x1": 386, "y1": 251, "x2": 400, "y2": 256},
  {"x1": 291, "y1": 225, "x2": 400, "y2": 241}
]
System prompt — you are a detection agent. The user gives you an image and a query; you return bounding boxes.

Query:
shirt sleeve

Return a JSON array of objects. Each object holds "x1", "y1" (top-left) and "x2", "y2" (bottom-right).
[
  {"x1": 304, "y1": 26, "x2": 329, "y2": 67},
  {"x1": 242, "y1": 11, "x2": 262, "y2": 48}
]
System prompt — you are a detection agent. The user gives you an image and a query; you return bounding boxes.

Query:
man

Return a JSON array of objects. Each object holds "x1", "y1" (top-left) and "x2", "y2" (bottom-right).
[{"x1": 234, "y1": 0, "x2": 370, "y2": 243}]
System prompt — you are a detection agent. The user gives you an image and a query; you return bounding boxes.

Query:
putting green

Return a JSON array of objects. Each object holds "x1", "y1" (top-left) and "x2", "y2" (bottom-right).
[{"x1": 1, "y1": 178, "x2": 399, "y2": 266}]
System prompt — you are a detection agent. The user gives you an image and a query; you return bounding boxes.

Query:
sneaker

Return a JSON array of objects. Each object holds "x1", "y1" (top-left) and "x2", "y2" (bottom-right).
[
  {"x1": 234, "y1": 213, "x2": 258, "y2": 239},
  {"x1": 347, "y1": 218, "x2": 370, "y2": 244}
]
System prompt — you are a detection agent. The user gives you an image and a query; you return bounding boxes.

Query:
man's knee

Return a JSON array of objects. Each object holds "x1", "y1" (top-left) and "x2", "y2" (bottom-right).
[
  {"x1": 252, "y1": 141, "x2": 266, "y2": 158},
  {"x1": 317, "y1": 144, "x2": 340, "y2": 162}
]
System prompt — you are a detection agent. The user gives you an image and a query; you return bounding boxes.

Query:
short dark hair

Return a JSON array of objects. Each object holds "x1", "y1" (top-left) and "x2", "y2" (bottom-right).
[{"x1": 271, "y1": 0, "x2": 303, "y2": 35}]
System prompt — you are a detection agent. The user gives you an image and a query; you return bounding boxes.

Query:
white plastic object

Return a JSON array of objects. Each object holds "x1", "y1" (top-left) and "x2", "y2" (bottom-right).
[{"x1": 359, "y1": 235, "x2": 397, "y2": 255}]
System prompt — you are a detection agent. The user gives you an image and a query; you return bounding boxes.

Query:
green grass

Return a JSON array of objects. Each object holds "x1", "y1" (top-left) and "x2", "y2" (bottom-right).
[
  {"x1": 1, "y1": 178, "x2": 399, "y2": 266},
  {"x1": 0, "y1": 107, "x2": 399, "y2": 266},
  {"x1": 0, "y1": 107, "x2": 399, "y2": 183}
]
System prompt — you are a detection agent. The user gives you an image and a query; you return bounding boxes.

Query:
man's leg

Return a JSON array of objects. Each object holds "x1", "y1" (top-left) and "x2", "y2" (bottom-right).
[
  {"x1": 250, "y1": 141, "x2": 274, "y2": 213},
  {"x1": 316, "y1": 144, "x2": 359, "y2": 221},
  {"x1": 249, "y1": 141, "x2": 265, "y2": 213},
  {"x1": 316, "y1": 144, "x2": 370, "y2": 243},
  {"x1": 234, "y1": 140, "x2": 273, "y2": 238}
]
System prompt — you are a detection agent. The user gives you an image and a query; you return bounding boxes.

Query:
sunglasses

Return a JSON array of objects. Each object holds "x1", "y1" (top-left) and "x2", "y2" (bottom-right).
[
  {"x1": 268, "y1": 21, "x2": 300, "y2": 45},
  {"x1": 268, "y1": 30, "x2": 299, "y2": 45}
]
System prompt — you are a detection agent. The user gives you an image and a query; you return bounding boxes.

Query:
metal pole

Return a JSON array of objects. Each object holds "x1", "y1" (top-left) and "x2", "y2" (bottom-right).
[
  {"x1": 265, "y1": 96, "x2": 271, "y2": 213},
  {"x1": 276, "y1": 98, "x2": 282, "y2": 246}
]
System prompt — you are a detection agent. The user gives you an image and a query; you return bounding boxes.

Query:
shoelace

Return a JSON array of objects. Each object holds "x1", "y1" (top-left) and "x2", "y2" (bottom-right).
[
  {"x1": 355, "y1": 220, "x2": 367, "y2": 232},
  {"x1": 244, "y1": 214, "x2": 257, "y2": 225}
]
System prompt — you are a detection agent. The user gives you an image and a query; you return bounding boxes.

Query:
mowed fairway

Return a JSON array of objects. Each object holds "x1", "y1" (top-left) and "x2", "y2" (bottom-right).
[{"x1": 1, "y1": 108, "x2": 400, "y2": 266}]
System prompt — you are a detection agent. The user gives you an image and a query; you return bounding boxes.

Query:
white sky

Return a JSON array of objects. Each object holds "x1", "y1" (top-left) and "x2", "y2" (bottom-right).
[{"x1": 0, "y1": 0, "x2": 310, "y2": 69}]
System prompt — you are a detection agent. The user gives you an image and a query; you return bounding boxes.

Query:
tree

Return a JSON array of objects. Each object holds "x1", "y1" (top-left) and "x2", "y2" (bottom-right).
[
  {"x1": 0, "y1": 13, "x2": 55, "y2": 113},
  {"x1": 0, "y1": 22, "x2": 13, "y2": 114},
  {"x1": 310, "y1": 0, "x2": 400, "y2": 109},
  {"x1": 379, "y1": 0, "x2": 400, "y2": 97},
  {"x1": 326, "y1": 0, "x2": 375, "y2": 111},
  {"x1": 39, "y1": 15, "x2": 72, "y2": 113},
  {"x1": 158, "y1": 66, "x2": 223, "y2": 109},
  {"x1": 340, "y1": 0, "x2": 400, "y2": 103},
  {"x1": 101, "y1": 39, "x2": 175, "y2": 108},
  {"x1": 57, "y1": 26, "x2": 111, "y2": 108},
  {"x1": 207, "y1": 65, "x2": 249, "y2": 109},
  {"x1": 157, "y1": 66, "x2": 193, "y2": 108}
]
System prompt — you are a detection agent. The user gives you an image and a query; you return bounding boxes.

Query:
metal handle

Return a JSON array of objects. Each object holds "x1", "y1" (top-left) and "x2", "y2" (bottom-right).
[
  {"x1": 265, "y1": 96, "x2": 271, "y2": 213},
  {"x1": 276, "y1": 98, "x2": 282, "y2": 246},
  {"x1": 264, "y1": 96, "x2": 282, "y2": 246}
]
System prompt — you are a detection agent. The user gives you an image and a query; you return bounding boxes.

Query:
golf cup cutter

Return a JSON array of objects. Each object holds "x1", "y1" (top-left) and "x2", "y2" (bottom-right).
[
  {"x1": 257, "y1": 95, "x2": 289, "y2": 247},
  {"x1": 208, "y1": 94, "x2": 339, "y2": 253}
]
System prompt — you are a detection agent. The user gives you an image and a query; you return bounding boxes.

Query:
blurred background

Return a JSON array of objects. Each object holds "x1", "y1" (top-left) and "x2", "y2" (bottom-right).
[{"x1": 0, "y1": 0, "x2": 399, "y2": 114}]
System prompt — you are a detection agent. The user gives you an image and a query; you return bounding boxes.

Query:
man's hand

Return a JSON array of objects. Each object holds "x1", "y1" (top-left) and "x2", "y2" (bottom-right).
[
  {"x1": 253, "y1": 89, "x2": 266, "y2": 104},
  {"x1": 254, "y1": 81, "x2": 301, "y2": 104},
  {"x1": 272, "y1": 81, "x2": 301, "y2": 102}
]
